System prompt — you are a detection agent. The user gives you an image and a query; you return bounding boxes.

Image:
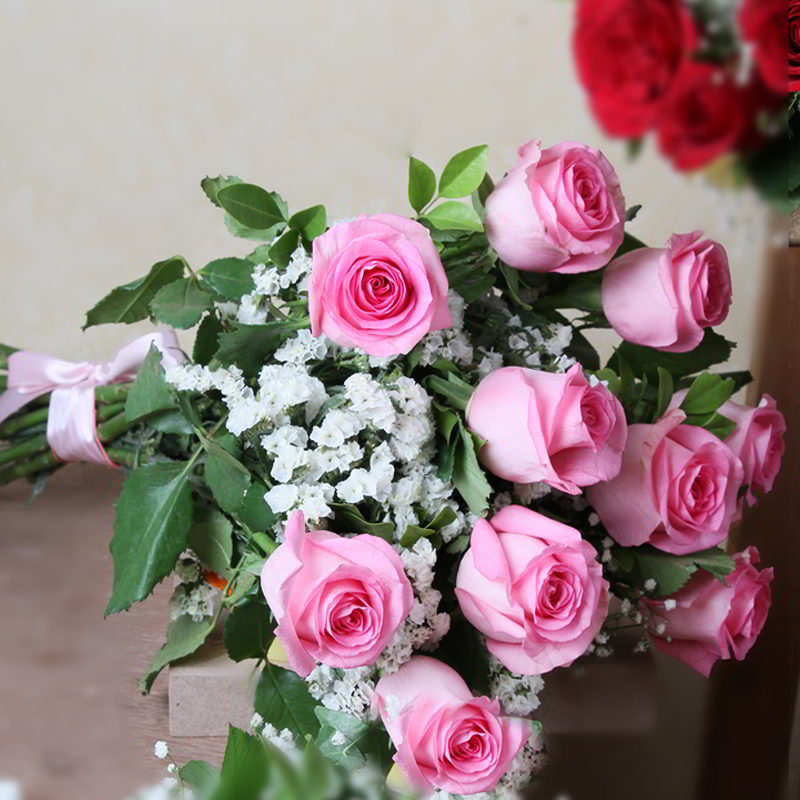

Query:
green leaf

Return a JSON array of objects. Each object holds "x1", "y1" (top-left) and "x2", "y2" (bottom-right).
[
  {"x1": 453, "y1": 423, "x2": 491, "y2": 516},
  {"x1": 631, "y1": 545, "x2": 736, "y2": 597},
  {"x1": 238, "y1": 482, "x2": 277, "y2": 532},
  {"x1": 436, "y1": 613, "x2": 491, "y2": 695},
  {"x1": 215, "y1": 320, "x2": 309, "y2": 376},
  {"x1": 224, "y1": 598, "x2": 274, "y2": 662},
  {"x1": 268, "y1": 228, "x2": 301, "y2": 268},
  {"x1": 498, "y1": 262, "x2": 533, "y2": 309},
  {"x1": 314, "y1": 709, "x2": 392, "y2": 771},
  {"x1": 217, "y1": 183, "x2": 288, "y2": 230},
  {"x1": 654, "y1": 367, "x2": 674, "y2": 422},
  {"x1": 149, "y1": 277, "x2": 213, "y2": 329},
  {"x1": 181, "y1": 760, "x2": 221, "y2": 799},
  {"x1": 125, "y1": 344, "x2": 177, "y2": 422},
  {"x1": 188, "y1": 504, "x2": 233, "y2": 575},
  {"x1": 425, "y1": 374, "x2": 474, "y2": 411},
  {"x1": 612, "y1": 232, "x2": 647, "y2": 260},
  {"x1": 610, "y1": 330, "x2": 734, "y2": 382},
  {"x1": 193, "y1": 313, "x2": 224, "y2": 366},
  {"x1": 148, "y1": 408, "x2": 193, "y2": 435},
  {"x1": 200, "y1": 258, "x2": 257, "y2": 300},
  {"x1": 699, "y1": 412, "x2": 736, "y2": 440},
  {"x1": 106, "y1": 460, "x2": 195, "y2": 615},
  {"x1": 83, "y1": 257, "x2": 186, "y2": 329},
  {"x1": 203, "y1": 438, "x2": 252, "y2": 513},
  {"x1": 201, "y1": 175, "x2": 242, "y2": 207},
  {"x1": 328, "y1": 503, "x2": 394, "y2": 541},
  {"x1": 534, "y1": 273, "x2": 603, "y2": 312},
  {"x1": 427, "y1": 505, "x2": 458, "y2": 531},
  {"x1": 625, "y1": 203, "x2": 643, "y2": 221},
  {"x1": 408, "y1": 156, "x2": 437, "y2": 213},
  {"x1": 289, "y1": 205, "x2": 327, "y2": 241},
  {"x1": 254, "y1": 663, "x2": 320, "y2": 739},
  {"x1": 424, "y1": 201, "x2": 484, "y2": 232},
  {"x1": 210, "y1": 726, "x2": 270, "y2": 800},
  {"x1": 680, "y1": 373, "x2": 735, "y2": 417},
  {"x1": 472, "y1": 172, "x2": 495, "y2": 215},
  {"x1": 439, "y1": 145, "x2": 489, "y2": 199},
  {"x1": 224, "y1": 214, "x2": 284, "y2": 242},
  {"x1": 593, "y1": 367, "x2": 622, "y2": 397},
  {"x1": 445, "y1": 534, "x2": 470, "y2": 554},
  {"x1": 139, "y1": 609, "x2": 217, "y2": 693},
  {"x1": 399, "y1": 524, "x2": 436, "y2": 548}
]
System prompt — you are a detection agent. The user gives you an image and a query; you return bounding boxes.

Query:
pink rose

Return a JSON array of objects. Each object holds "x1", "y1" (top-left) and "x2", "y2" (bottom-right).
[
  {"x1": 466, "y1": 364, "x2": 627, "y2": 494},
  {"x1": 373, "y1": 656, "x2": 531, "y2": 795},
  {"x1": 484, "y1": 140, "x2": 625, "y2": 274},
  {"x1": 602, "y1": 231, "x2": 732, "y2": 353},
  {"x1": 719, "y1": 394, "x2": 786, "y2": 508},
  {"x1": 586, "y1": 409, "x2": 744, "y2": 555},
  {"x1": 455, "y1": 506, "x2": 609, "y2": 674},
  {"x1": 260, "y1": 511, "x2": 413, "y2": 677},
  {"x1": 309, "y1": 214, "x2": 451, "y2": 357},
  {"x1": 642, "y1": 547, "x2": 773, "y2": 677}
]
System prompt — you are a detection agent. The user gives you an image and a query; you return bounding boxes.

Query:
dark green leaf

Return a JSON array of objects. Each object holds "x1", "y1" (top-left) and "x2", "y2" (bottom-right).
[
  {"x1": 150, "y1": 277, "x2": 213, "y2": 329},
  {"x1": 328, "y1": 503, "x2": 394, "y2": 541},
  {"x1": 139, "y1": 609, "x2": 217, "y2": 693},
  {"x1": 424, "y1": 201, "x2": 484, "y2": 232},
  {"x1": 200, "y1": 258, "x2": 257, "y2": 300},
  {"x1": 612, "y1": 232, "x2": 647, "y2": 260},
  {"x1": 627, "y1": 138, "x2": 644, "y2": 160},
  {"x1": 188, "y1": 504, "x2": 233, "y2": 574},
  {"x1": 425, "y1": 374, "x2": 474, "y2": 411},
  {"x1": 83, "y1": 257, "x2": 186, "y2": 329},
  {"x1": 217, "y1": 183, "x2": 288, "y2": 230},
  {"x1": 499, "y1": 262, "x2": 532, "y2": 309},
  {"x1": 654, "y1": 367, "x2": 674, "y2": 422},
  {"x1": 238, "y1": 482, "x2": 277, "y2": 532},
  {"x1": 680, "y1": 373, "x2": 735, "y2": 416},
  {"x1": 106, "y1": 460, "x2": 195, "y2": 615},
  {"x1": 399, "y1": 524, "x2": 436, "y2": 548},
  {"x1": 203, "y1": 438, "x2": 251, "y2": 513},
  {"x1": 210, "y1": 726, "x2": 270, "y2": 800},
  {"x1": 125, "y1": 344, "x2": 177, "y2": 422},
  {"x1": 453, "y1": 423, "x2": 491, "y2": 516},
  {"x1": 215, "y1": 320, "x2": 309, "y2": 376},
  {"x1": 289, "y1": 205, "x2": 327, "y2": 241},
  {"x1": 436, "y1": 614, "x2": 491, "y2": 695},
  {"x1": 427, "y1": 505, "x2": 458, "y2": 531},
  {"x1": 255, "y1": 664, "x2": 320, "y2": 739},
  {"x1": 690, "y1": 411, "x2": 737, "y2": 440},
  {"x1": 439, "y1": 145, "x2": 489, "y2": 198},
  {"x1": 224, "y1": 598, "x2": 274, "y2": 662},
  {"x1": 408, "y1": 156, "x2": 436, "y2": 213},
  {"x1": 201, "y1": 175, "x2": 242, "y2": 207},
  {"x1": 193, "y1": 313, "x2": 224, "y2": 366},
  {"x1": 565, "y1": 327, "x2": 601, "y2": 371},
  {"x1": 445, "y1": 534, "x2": 470, "y2": 554},
  {"x1": 625, "y1": 204, "x2": 643, "y2": 222},
  {"x1": 268, "y1": 228, "x2": 301, "y2": 268},
  {"x1": 631, "y1": 545, "x2": 735, "y2": 597}
]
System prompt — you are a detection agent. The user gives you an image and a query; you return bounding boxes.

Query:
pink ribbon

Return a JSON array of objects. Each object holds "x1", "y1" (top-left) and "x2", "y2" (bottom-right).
[{"x1": 0, "y1": 330, "x2": 183, "y2": 466}]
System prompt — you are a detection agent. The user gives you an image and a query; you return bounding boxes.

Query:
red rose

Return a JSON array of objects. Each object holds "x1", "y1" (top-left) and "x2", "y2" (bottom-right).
[
  {"x1": 573, "y1": 0, "x2": 697, "y2": 137},
  {"x1": 657, "y1": 63, "x2": 745, "y2": 171},
  {"x1": 791, "y1": 1, "x2": 800, "y2": 92},
  {"x1": 740, "y1": 0, "x2": 790, "y2": 94}
]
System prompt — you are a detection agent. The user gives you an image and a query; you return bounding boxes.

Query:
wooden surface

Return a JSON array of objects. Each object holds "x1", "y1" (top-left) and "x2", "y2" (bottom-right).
[
  {"x1": 698, "y1": 239, "x2": 800, "y2": 798},
  {"x1": 0, "y1": 466, "x2": 226, "y2": 800}
]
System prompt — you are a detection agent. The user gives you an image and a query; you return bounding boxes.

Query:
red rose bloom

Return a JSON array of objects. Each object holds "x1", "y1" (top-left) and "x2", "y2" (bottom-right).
[
  {"x1": 791, "y1": 1, "x2": 800, "y2": 92},
  {"x1": 573, "y1": 0, "x2": 697, "y2": 137},
  {"x1": 739, "y1": 0, "x2": 790, "y2": 94},
  {"x1": 658, "y1": 64, "x2": 745, "y2": 171}
]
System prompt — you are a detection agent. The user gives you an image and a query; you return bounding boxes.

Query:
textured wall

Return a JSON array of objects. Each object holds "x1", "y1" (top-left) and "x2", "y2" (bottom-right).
[{"x1": 0, "y1": 0, "x2": 768, "y2": 372}]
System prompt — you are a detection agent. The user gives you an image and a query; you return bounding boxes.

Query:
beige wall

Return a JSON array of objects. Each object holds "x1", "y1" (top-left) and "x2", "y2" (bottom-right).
[{"x1": 0, "y1": 0, "x2": 769, "y2": 373}]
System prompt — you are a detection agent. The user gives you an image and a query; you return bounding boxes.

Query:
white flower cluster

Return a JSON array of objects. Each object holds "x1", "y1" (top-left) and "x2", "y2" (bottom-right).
[
  {"x1": 306, "y1": 664, "x2": 377, "y2": 721},
  {"x1": 250, "y1": 714, "x2": 297, "y2": 755},
  {"x1": 170, "y1": 558, "x2": 220, "y2": 622},
  {"x1": 416, "y1": 291, "x2": 474, "y2": 367},
  {"x1": 489, "y1": 657, "x2": 545, "y2": 718},
  {"x1": 503, "y1": 313, "x2": 576, "y2": 371}
]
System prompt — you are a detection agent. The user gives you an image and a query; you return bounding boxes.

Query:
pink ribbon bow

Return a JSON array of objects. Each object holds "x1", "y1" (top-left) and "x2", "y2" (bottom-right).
[{"x1": 0, "y1": 330, "x2": 183, "y2": 466}]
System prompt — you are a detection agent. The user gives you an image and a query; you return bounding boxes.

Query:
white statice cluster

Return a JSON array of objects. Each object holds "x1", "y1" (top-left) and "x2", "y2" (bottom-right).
[
  {"x1": 489, "y1": 656, "x2": 545, "y2": 717},
  {"x1": 170, "y1": 558, "x2": 220, "y2": 622},
  {"x1": 415, "y1": 290, "x2": 474, "y2": 367},
  {"x1": 306, "y1": 664, "x2": 377, "y2": 721}
]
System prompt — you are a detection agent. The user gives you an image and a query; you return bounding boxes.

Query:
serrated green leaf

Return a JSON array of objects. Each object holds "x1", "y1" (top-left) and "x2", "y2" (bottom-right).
[
  {"x1": 188, "y1": 504, "x2": 233, "y2": 575},
  {"x1": 268, "y1": 228, "x2": 301, "y2": 268},
  {"x1": 424, "y1": 201, "x2": 484, "y2": 232},
  {"x1": 193, "y1": 313, "x2": 224, "y2": 366},
  {"x1": 217, "y1": 183, "x2": 287, "y2": 230},
  {"x1": 680, "y1": 373, "x2": 735, "y2": 416},
  {"x1": 427, "y1": 505, "x2": 458, "y2": 531},
  {"x1": 289, "y1": 205, "x2": 326, "y2": 240},
  {"x1": 439, "y1": 145, "x2": 489, "y2": 198},
  {"x1": 210, "y1": 726, "x2": 270, "y2": 800},
  {"x1": 223, "y1": 214, "x2": 284, "y2": 242},
  {"x1": 654, "y1": 367, "x2": 674, "y2": 422},
  {"x1": 201, "y1": 175, "x2": 242, "y2": 207},
  {"x1": 203, "y1": 438, "x2": 251, "y2": 513},
  {"x1": 214, "y1": 320, "x2": 309, "y2": 376},
  {"x1": 255, "y1": 664, "x2": 320, "y2": 739},
  {"x1": 408, "y1": 156, "x2": 436, "y2": 212},
  {"x1": 238, "y1": 482, "x2": 277, "y2": 532},
  {"x1": 328, "y1": 503, "x2": 394, "y2": 541},
  {"x1": 632, "y1": 546, "x2": 735, "y2": 597},
  {"x1": 224, "y1": 598, "x2": 274, "y2": 662},
  {"x1": 453, "y1": 423, "x2": 492, "y2": 516},
  {"x1": 200, "y1": 258, "x2": 257, "y2": 300},
  {"x1": 148, "y1": 408, "x2": 193, "y2": 435},
  {"x1": 139, "y1": 608, "x2": 217, "y2": 693},
  {"x1": 106, "y1": 460, "x2": 195, "y2": 615},
  {"x1": 149, "y1": 277, "x2": 213, "y2": 329},
  {"x1": 125, "y1": 344, "x2": 177, "y2": 422},
  {"x1": 83, "y1": 257, "x2": 186, "y2": 329}
]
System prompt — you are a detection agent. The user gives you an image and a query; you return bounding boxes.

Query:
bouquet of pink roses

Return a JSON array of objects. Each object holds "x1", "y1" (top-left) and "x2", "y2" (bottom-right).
[{"x1": 0, "y1": 138, "x2": 783, "y2": 800}]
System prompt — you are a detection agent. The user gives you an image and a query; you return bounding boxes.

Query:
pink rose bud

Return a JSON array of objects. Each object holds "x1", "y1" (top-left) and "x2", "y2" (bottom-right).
[
  {"x1": 260, "y1": 511, "x2": 413, "y2": 677},
  {"x1": 373, "y1": 656, "x2": 532, "y2": 795},
  {"x1": 455, "y1": 506, "x2": 609, "y2": 675},
  {"x1": 602, "y1": 231, "x2": 732, "y2": 353},
  {"x1": 642, "y1": 547, "x2": 773, "y2": 677},
  {"x1": 586, "y1": 409, "x2": 744, "y2": 555},
  {"x1": 309, "y1": 214, "x2": 452, "y2": 357},
  {"x1": 485, "y1": 140, "x2": 625, "y2": 274},
  {"x1": 719, "y1": 394, "x2": 786, "y2": 507},
  {"x1": 466, "y1": 364, "x2": 627, "y2": 494}
]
